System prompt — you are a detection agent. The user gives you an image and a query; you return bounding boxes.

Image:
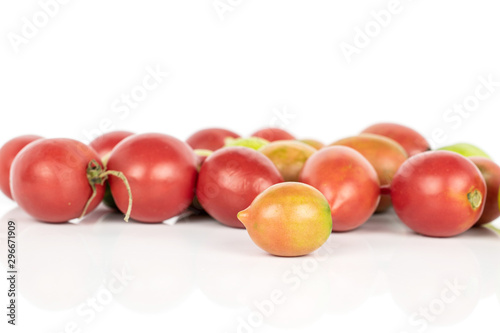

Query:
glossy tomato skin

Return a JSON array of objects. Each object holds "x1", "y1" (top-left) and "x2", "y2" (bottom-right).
[
  {"x1": 299, "y1": 146, "x2": 380, "y2": 232},
  {"x1": 251, "y1": 128, "x2": 295, "y2": 142},
  {"x1": 361, "y1": 123, "x2": 430, "y2": 157},
  {"x1": 469, "y1": 157, "x2": 500, "y2": 225},
  {"x1": 196, "y1": 147, "x2": 283, "y2": 228},
  {"x1": 186, "y1": 128, "x2": 239, "y2": 151},
  {"x1": 330, "y1": 134, "x2": 408, "y2": 213},
  {"x1": 89, "y1": 131, "x2": 134, "y2": 159},
  {"x1": 107, "y1": 133, "x2": 197, "y2": 223},
  {"x1": 391, "y1": 151, "x2": 486, "y2": 237},
  {"x1": 0, "y1": 135, "x2": 43, "y2": 200},
  {"x1": 10, "y1": 138, "x2": 105, "y2": 222}
]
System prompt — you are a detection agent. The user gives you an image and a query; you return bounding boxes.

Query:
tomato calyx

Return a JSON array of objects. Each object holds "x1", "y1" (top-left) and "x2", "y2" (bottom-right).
[
  {"x1": 81, "y1": 159, "x2": 133, "y2": 222},
  {"x1": 467, "y1": 189, "x2": 482, "y2": 210}
]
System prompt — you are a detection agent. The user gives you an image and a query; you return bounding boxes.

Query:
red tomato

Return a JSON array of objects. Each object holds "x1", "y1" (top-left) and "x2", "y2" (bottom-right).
[
  {"x1": 251, "y1": 128, "x2": 295, "y2": 142},
  {"x1": 89, "y1": 131, "x2": 134, "y2": 159},
  {"x1": 361, "y1": 123, "x2": 430, "y2": 157},
  {"x1": 391, "y1": 151, "x2": 486, "y2": 237},
  {"x1": 299, "y1": 146, "x2": 380, "y2": 231},
  {"x1": 107, "y1": 133, "x2": 197, "y2": 223},
  {"x1": 330, "y1": 134, "x2": 408, "y2": 213},
  {"x1": 469, "y1": 157, "x2": 500, "y2": 225},
  {"x1": 0, "y1": 135, "x2": 43, "y2": 200},
  {"x1": 10, "y1": 138, "x2": 105, "y2": 222},
  {"x1": 196, "y1": 147, "x2": 283, "y2": 228},
  {"x1": 186, "y1": 128, "x2": 240, "y2": 151}
]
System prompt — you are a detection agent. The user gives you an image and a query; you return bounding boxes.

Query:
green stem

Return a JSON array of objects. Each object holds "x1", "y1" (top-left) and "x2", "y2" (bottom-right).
[
  {"x1": 99, "y1": 170, "x2": 133, "y2": 222},
  {"x1": 81, "y1": 160, "x2": 132, "y2": 222}
]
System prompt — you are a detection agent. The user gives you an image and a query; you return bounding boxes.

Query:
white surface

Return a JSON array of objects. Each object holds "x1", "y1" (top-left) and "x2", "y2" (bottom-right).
[
  {"x1": 0, "y1": 201, "x2": 499, "y2": 333},
  {"x1": 1, "y1": 0, "x2": 500, "y2": 332}
]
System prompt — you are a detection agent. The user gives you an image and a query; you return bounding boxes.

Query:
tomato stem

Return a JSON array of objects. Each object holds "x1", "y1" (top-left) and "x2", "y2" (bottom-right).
[
  {"x1": 99, "y1": 170, "x2": 133, "y2": 222},
  {"x1": 81, "y1": 160, "x2": 133, "y2": 222}
]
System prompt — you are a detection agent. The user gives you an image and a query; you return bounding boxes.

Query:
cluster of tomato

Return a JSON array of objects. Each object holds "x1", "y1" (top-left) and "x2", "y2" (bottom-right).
[{"x1": 0, "y1": 123, "x2": 499, "y2": 256}]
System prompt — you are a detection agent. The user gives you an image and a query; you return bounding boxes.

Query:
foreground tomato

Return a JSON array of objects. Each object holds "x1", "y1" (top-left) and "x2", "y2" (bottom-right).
[
  {"x1": 107, "y1": 133, "x2": 197, "y2": 223},
  {"x1": 186, "y1": 128, "x2": 240, "y2": 151},
  {"x1": 251, "y1": 127, "x2": 295, "y2": 142},
  {"x1": 238, "y1": 182, "x2": 332, "y2": 256},
  {"x1": 469, "y1": 157, "x2": 500, "y2": 225},
  {"x1": 89, "y1": 131, "x2": 134, "y2": 159},
  {"x1": 391, "y1": 151, "x2": 486, "y2": 237},
  {"x1": 90, "y1": 131, "x2": 134, "y2": 209},
  {"x1": 10, "y1": 139, "x2": 105, "y2": 222},
  {"x1": 330, "y1": 134, "x2": 408, "y2": 213},
  {"x1": 361, "y1": 122, "x2": 430, "y2": 157},
  {"x1": 196, "y1": 147, "x2": 283, "y2": 228},
  {"x1": 0, "y1": 135, "x2": 43, "y2": 200},
  {"x1": 299, "y1": 146, "x2": 380, "y2": 231}
]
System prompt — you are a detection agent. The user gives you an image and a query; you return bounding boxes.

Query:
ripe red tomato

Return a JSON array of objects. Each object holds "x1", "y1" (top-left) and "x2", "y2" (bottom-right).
[
  {"x1": 299, "y1": 146, "x2": 380, "y2": 231},
  {"x1": 361, "y1": 123, "x2": 430, "y2": 157},
  {"x1": 0, "y1": 135, "x2": 43, "y2": 200},
  {"x1": 89, "y1": 131, "x2": 134, "y2": 160},
  {"x1": 251, "y1": 128, "x2": 295, "y2": 142},
  {"x1": 391, "y1": 151, "x2": 486, "y2": 237},
  {"x1": 196, "y1": 147, "x2": 283, "y2": 228},
  {"x1": 330, "y1": 134, "x2": 408, "y2": 213},
  {"x1": 107, "y1": 133, "x2": 197, "y2": 223},
  {"x1": 469, "y1": 157, "x2": 500, "y2": 225},
  {"x1": 10, "y1": 138, "x2": 105, "y2": 222},
  {"x1": 186, "y1": 128, "x2": 239, "y2": 151}
]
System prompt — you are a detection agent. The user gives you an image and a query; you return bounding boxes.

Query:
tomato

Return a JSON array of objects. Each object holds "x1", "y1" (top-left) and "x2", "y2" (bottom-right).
[
  {"x1": 330, "y1": 134, "x2": 408, "y2": 213},
  {"x1": 259, "y1": 140, "x2": 317, "y2": 181},
  {"x1": 251, "y1": 127, "x2": 295, "y2": 142},
  {"x1": 361, "y1": 123, "x2": 430, "y2": 157},
  {"x1": 89, "y1": 131, "x2": 134, "y2": 160},
  {"x1": 391, "y1": 151, "x2": 486, "y2": 237},
  {"x1": 0, "y1": 135, "x2": 43, "y2": 200},
  {"x1": 107, "y1": 133, "x2": 197, "y2": 223},
  {"x1": 238, "y1": 182, "x2": 332, "y2": 257},
  {"x1": 299, "y1": 146, "x2": 380, "y2": 231},
  {"x1": 299, "y1": 139, "x2": 325, "y2": 150},
  {"x1": 224, "y1": 137, "x2": 269, "y2": 150},
  {"x1": 438, "y1": 143, "x2": 490, "y2": 159},
  {"x1": 469, "y1": 157, "x2": 500, "y2": 225},
  {"x1": 196, "y1": 146, "x2": 283, "y2": 228},
  {"x1": 186, "y1": 128, "x2": 240, "y2": 151},
  {"x1": 10, "y1": 138, "x2": 105, "y2": 222}
]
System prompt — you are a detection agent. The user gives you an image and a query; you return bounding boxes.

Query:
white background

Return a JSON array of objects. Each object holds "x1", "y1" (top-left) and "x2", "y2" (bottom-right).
[{"x1": 1, "y1": 1, "x2": 500, "y2": 333}]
